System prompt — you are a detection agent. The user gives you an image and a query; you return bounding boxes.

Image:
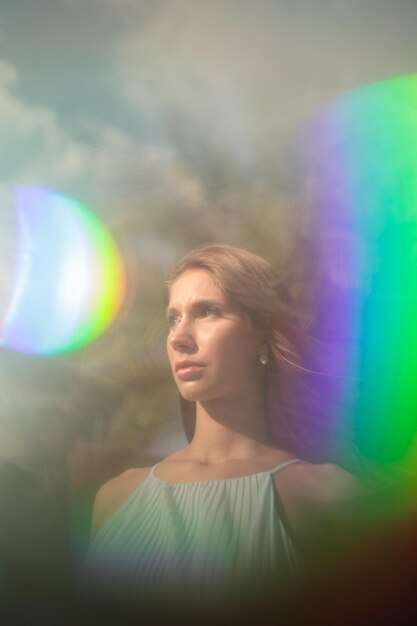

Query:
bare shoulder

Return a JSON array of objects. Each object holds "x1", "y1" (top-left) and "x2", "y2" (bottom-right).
[
  {"x1": 298, "y1": 462, "x2": 361, "y2": 503},
  {"x1": 91, "y1": 466, "x2": 151, "y2": 537},
  {"x1": 275, "y1": 460, "x2": 362, "y2": 506},
  {"x1": 274, "y1": 460, "x2": 363, "y2": 539}
]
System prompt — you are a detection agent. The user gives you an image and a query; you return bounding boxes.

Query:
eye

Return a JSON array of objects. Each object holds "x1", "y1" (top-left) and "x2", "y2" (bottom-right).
[
  {"x1": 201, "y1": 305, "x2": 221, "y2": 318},
  {"x1": 167, "y1": 314, "x2": 181, "y2": 329}
]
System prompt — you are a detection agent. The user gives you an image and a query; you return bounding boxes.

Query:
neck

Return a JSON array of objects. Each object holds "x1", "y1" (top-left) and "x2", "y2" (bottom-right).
[{"x1": 188, "y1": 393, "x2": 267, "y2": 463}]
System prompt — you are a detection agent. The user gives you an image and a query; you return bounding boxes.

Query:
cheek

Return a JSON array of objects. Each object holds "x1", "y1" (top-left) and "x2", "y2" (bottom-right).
[
  {"x1": 214, "y1": 329, "x2": 259, "y2": 372},
  {"x1": 166, "y1": 339, "x2": 175, "y2": 369}
]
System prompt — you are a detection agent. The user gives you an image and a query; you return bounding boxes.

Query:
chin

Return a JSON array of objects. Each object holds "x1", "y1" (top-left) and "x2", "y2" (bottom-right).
[
  {"x1": 179, "y1": 390, "x2": 204, "y2": 403},
  {"x1": 176, "y1": 385, "x2": 198, "y2": 403},
  {"x1": 177, "y1": 384, "x2": 211, "y2": 404}
]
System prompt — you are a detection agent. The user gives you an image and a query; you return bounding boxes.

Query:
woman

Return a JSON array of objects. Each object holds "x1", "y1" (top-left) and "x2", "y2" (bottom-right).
[{"x1": 84, "y1": 244, "x2": 359, "y2": 614}]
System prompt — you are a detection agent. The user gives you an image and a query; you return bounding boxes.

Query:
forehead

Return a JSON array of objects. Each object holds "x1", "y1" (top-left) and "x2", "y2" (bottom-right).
[{"x1": 168, "y1": 269, "x2": 227, "y2": 307}]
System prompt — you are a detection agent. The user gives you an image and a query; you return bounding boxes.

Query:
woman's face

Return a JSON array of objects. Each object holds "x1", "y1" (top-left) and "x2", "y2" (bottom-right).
[{"x1": 166, "y1": 269, "x2": 264, "y2": 404}]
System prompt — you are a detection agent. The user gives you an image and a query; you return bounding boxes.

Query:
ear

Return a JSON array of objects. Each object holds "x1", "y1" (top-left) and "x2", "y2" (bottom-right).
[
  {"x1": 258, "y1": 337, "x2": 268, "y2": 353},
  {"x1": 258, "y1": 341, "x2": 270, "y2": 366}
]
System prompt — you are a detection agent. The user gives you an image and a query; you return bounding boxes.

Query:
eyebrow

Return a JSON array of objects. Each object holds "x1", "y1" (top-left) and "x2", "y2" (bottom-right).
[{"x1": 166, "y1": 298, "x2": 227, "y2": 317}]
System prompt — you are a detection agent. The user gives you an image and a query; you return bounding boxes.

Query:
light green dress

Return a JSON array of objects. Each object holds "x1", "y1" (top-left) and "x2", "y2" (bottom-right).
[{"x1": 84, "y1": 458, "x2": 300, "y2": 610}]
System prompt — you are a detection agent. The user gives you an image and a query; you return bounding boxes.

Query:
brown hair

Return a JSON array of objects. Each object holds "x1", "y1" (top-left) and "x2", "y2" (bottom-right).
[{"x1": 167, "y1": 244, "x2": 307, "y2": 451}]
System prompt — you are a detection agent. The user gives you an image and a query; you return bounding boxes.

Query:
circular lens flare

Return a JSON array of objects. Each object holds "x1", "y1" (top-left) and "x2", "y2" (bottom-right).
[
  {"x1": 0, "y1": 187, "x2": 125, "y2": 355},
  {"x1": 305, "y1": 73, "x2": 417, "y2": 466}
]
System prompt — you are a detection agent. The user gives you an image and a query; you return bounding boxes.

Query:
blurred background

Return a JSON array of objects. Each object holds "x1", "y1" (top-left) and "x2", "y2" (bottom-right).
[{"x1": 1, "y1": 0, "x2": 417, "y2": 621}]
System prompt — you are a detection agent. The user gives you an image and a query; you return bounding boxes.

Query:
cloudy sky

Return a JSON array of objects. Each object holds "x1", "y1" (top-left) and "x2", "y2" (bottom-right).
[
  {"x1": 1, "y1": 0, "x2": 416, "y2": 208},
  {"x1": 0, "y1": 0, "x2": 416, "y2": 460}
]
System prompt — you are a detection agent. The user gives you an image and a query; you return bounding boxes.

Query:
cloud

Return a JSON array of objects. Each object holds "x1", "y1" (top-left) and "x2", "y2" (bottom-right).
[
  {"x1": 107, "y1": 2, "x2": 342, "y2": 204},
  {"x1": 0, "y1": 59, "x2": 17, "y2": 87},
  {"x1": 113, "y1": 5, "x2": 279, "y2": 157},
  {"x1": 0, "y1": 55, "x2": 183, "y2": 203},
  {"x1": 0, "y1": 58, "x2": 93, "y2": 187},
  {"x1": 0, "y1": 53, "x2": 211, "y2": 280},
  {"x1": 111, "y1": 3, "x2": 317, "y2": 143},
  {"x1": 112, "y1": 0, "x2": 417, "y2": 169}
]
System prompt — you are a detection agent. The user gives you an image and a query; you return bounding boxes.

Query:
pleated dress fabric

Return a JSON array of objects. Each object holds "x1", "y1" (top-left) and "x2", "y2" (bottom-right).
[{"x1": 83, "y1": 458, "x2": 300, "y2": 611}]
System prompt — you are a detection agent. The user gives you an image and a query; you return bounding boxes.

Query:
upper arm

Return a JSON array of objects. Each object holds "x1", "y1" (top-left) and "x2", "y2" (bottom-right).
[
  {"x1": 312, "y1": 463, "x2": 363, "y2": 504},
  {"x1": 91, "y1": 478, "x2": 118, "y2": 538},
  {"x1": 292, "y1": 464, "x2": 364, "y2": 561},
  {"x1": 275, "y1": 463, "x2": 363, "y2": 554},
  {"x1": 91, "y1": 467, "x2": 151, "y2": 537}
]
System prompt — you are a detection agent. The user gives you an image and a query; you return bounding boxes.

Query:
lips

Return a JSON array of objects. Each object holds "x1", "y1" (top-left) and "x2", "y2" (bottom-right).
[{"x1": 175, "y1": 360, "x2": 205, "y2": 380}]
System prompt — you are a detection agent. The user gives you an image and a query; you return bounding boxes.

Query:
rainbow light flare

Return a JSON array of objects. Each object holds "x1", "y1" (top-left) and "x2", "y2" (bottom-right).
[
  {"x1": 0, "y1": 188, "x2": 125, "y2": 355},
  {"x1": 307, "y1": 73, "x2": 417, "y2": 465}
]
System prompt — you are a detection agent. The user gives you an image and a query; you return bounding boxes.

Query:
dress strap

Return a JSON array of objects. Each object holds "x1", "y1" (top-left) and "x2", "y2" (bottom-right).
[
  {"x1": 148, "y1": 462, "x2": 160, "y2": 477},
  {"x1": 269, "y1": 458, "x2": 301, "y2": 475}
]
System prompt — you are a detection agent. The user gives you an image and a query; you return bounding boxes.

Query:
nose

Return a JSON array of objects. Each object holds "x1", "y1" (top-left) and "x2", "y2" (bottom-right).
[{"x1": 168, "y1": 318, "x2": 197, "y2": 353}]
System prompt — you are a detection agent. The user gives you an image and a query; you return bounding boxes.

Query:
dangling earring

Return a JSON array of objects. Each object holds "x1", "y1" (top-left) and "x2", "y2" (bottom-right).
[{"x1": 259, "y1": 352, "x2": 269, "y2": 366}]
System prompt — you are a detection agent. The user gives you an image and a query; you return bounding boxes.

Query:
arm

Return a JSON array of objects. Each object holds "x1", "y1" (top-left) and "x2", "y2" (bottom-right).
[
  {"x1": 301, "y1": 464, "x2": 363, "y2": 551},
  {"x1": 91, "y1": 467, "x2": 151, "y2": 537},
  {"x1": 276, "y1": 463, "x2": 365, "y2": 566}
]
